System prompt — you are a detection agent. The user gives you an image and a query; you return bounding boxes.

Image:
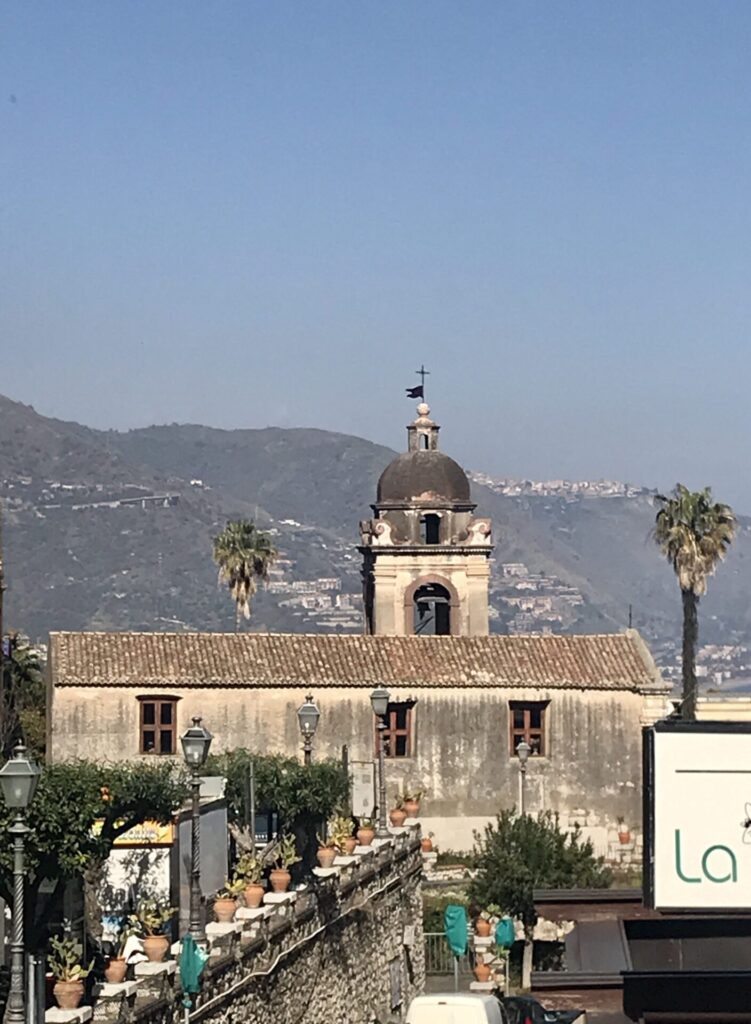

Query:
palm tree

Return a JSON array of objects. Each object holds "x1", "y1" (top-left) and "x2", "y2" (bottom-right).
[
  {"x1": 653, "y1": 485, "x2": 736, "y2": 720},
  {"x1": 1, "y1": 632, "x2": 45, "y2": 757},
  {"x1": 212, "y1": 520, "x2": 278, "y2": 627}
]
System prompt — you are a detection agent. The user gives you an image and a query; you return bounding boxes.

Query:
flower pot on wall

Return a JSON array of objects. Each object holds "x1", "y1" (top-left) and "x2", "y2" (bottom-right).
[
  {"x1": 420, "y1": 837, "x2": 433, "y2": 853},
  {"x1": 270, "y1": 868, "x2": 291, "y2": 893},
  {"x1": 473, "y1": 962, "x2": 492, "y2": 983},
  {"x1": 343, "y1": 837, "x2": 358, "y2": 855},
  {"x1": 53, "y1": 980, "x2": 84, "y2": 1009},
  {"x1": 475, "y1": 920, "x2": 492, "y2": 938},
  {"x1": 142, "y1": 935, "x2": 169, "y2": 963},
  {"x1": 389, "y1": 808, "x2": 407, "y2": 827},
  {"x1": 403, "y1": 799, "x2": 420, "y2": 817},
  {"x1": 104, "y1": 958, "x2": 127, "y2": 984},
  {"x1": 244, "y1": 884, "x2": 265, "y2": 909},
  {"x1": 317, "y1": 847, "x2": 337, "y2": 868},
  {"x1": 618, "y1": 830, "x2": 631, "y2": 845},
  {"x1": 213, "y1": 898, "x2": 237, "y2": 923},
  {"x1": 356, "y1": 826, "x2": 375, "y2": 846}
]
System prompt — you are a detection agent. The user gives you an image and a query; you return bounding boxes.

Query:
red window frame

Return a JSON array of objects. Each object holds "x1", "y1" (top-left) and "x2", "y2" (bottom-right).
[
  {"x1": 374, "y1": 701, "x2": 414, "y2": 759},
  {"x1": 139, "y1": 697, "x2": 178, "y2": 755}
]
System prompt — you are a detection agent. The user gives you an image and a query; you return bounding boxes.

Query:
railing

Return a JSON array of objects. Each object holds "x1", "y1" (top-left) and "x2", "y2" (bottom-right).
[{"x1": 423, "y1": 932, "x2": 472, "y2": 976}]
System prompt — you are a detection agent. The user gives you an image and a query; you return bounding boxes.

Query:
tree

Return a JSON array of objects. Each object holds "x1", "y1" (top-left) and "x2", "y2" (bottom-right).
[
  {"x1": 469, "y1": 810, "x2": 611, "y2": 986},
  {"x1": 207, "y1": 750, "x2": 349, "y2": 871},
  {"x1": 0, "y1": 759, "x2": 188, "y2": 950},
  {"x1": 653, "y1": 484, "x2": 736, "y2": 720},
  {"x1": 212, "y1": 520, "x2": 278, "y2": 626},
  {"x1": 1, "y1": 632, "x2": 45, "y2": 759}
]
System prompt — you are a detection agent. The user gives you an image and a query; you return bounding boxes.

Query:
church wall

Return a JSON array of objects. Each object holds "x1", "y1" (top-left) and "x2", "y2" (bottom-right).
[{"x1": 50, "y1": 681, "x2": 649, "y2": 859}]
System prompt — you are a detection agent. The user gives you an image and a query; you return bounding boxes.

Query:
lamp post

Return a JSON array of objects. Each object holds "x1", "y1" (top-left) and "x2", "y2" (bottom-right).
[
  {"x1": 370, "y1": 686, "x2": 390, "y2": 838},
  {"x1": 297, "y1": 694, "x2": 321, "y2": 766},
  {"x1": 516, "y1": 740, "x2": 531, "y2": 815},
  {"x1": 180, "y1": 717, "x2": 213, "y2": 943},
  {"x1": 0, "y1": 744, "x2": 41, "y2": 1024}
]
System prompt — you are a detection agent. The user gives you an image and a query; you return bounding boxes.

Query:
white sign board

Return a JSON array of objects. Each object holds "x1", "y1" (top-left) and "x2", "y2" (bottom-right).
[
  {"x1": 350, "y1": 760, "x2": 376, "y2": 819},
  {"x1": 648, "y1": 724, "x2": 751, "y2": 910}
]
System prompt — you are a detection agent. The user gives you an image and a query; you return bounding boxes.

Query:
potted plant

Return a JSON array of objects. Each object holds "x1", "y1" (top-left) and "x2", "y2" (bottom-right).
[
  {"x1": 389, "y1": 795, "x2": 407, "y2": 827},
  {"x1": 475, "y1": 903, "x2": 501, "y2": 938},
  {"x1": 235, "y1": 852, "x2": 265, "y2": 908},
  {"x1": 129, "y1": 899, "x2": 175, "y2": 963},
  {"x1": 356, "y1": 818, "x2": 375, "y2": 846},
  {"x1": 420, "y1": 831, "x2": 435, "y2": 853},
  {"x1": 213, "y1": 878, "x2": 244, "y2": 922},
  {"x1": 49, "y1": 936, "x2": 94, "y2": 1009},
  {"x1": 473, "y1": 960, "x2": 492, "y2": 983},
  {"x1": 270, "y1": 833, "x2": 301, "y2": 893},
  {"x1": 104, "y1": 926, "x2": 130, "y2": 984},
  {"x1": 402, "y1": 788, "x2": 423, "y2": 818},
  {"x1": 329, "y1": 814, "x2": 357, "y2": 855},
  {"x1": 316, "y1": 829, "x2": 338, "y2": 868},
  {"x1": 617, "y1": 817, "x2": 631, "y2": 844}
]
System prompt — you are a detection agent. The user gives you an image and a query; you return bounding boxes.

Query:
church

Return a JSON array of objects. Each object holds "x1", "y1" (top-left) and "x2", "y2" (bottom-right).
[{"x1": 46, "y1": 404, "x2": 669, "y2": 853}]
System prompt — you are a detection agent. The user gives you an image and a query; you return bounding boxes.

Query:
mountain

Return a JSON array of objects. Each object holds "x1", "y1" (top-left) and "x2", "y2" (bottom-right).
[{"x1": 2, "y1": 393, "x2": 751, "y2": 675}]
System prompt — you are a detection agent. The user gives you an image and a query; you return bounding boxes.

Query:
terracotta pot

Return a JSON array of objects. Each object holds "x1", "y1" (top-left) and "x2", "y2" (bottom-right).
[
  {"x1": 343, "y1": 837, "x2": 358, "y2": 855},
  {"x1": 389, "y1": 807, "x2": 407, "y2": 827},
  {"x1": 420, "y1": 837, "x2": 433, "y2": 853},
  {"x1": 53, "y1": 980, "x2": 84, "y2": 1010},
  {"x1": 317, "y1": 846, "x2": 337, "y2": 868},
  {"x1": 474, "y1": 962, "x2": 492, "y2": 983},
  {"x1": 104, "y1": 958, "x2": 127, "y2": 984},
  {"x1": 270, "y1": 868, "x2": 291, "y2": 893},
  {"x1": 142, "y1": 934, "x2": 170, "y2": 963},
  {"x1": 213, "y1": 897, "x2": 237, "y2": 922},
  {"x1": 403, "y1": 799, "x2": 420, "y2": 817},
  {"x1": 618, "y1": 831, "x2": 631, "y2": 845},
  {"x1": 475, "y1": 919, "x2": 492, "y2": 937},
  {"x1": 357, "y1": 826, "x2": 375, "y2": 846},
  {"x1": 244, "y1": 883, "x2": 265, "y2": 909}
]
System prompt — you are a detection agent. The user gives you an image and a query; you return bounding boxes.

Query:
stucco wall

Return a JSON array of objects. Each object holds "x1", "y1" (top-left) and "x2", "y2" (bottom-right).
[{"x1": 50, "y1": 682, "x2": 650, "y2": 851}]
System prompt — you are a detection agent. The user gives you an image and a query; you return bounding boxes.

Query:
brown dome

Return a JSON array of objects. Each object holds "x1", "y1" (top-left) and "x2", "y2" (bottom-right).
[{"x1": 376, "y1": 450, "x2": 471, "y2": 504}]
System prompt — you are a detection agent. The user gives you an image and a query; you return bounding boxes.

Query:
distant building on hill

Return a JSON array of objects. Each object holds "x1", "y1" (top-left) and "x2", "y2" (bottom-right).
[{"x1": 46, "y1": 404, "x2": 669, "y2": 855}]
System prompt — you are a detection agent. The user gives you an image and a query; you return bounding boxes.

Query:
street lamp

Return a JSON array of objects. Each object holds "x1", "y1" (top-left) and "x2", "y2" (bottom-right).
[
  {"x1": 181, "y1": 717, "x2": 212, "y2": 943},
  {"x1": 516, "y1": 740, "x2": 531, "y2": 815},
  {"x1": 297, "y1": 694, "x2": 320, "y2": 766},
  {"x1": 0, "y1": 744, "x2": 41, "y2": 1024},
  {"x1": 370, "y1": 686, "x2": 390, "y2": 838}
]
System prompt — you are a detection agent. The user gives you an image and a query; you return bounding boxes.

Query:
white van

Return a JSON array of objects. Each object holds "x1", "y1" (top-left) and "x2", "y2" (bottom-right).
[{"x1": 405, "y1": 993, "x2": 506, "y2": 1024}]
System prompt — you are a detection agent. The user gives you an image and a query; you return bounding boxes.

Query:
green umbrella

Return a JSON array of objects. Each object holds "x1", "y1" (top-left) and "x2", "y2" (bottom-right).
[{"x1": 179, "y1": 934, "x2": 209, "y2": 1012}]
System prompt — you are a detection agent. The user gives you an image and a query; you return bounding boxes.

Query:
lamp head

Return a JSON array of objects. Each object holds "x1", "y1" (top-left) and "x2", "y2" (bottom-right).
[
  {"x1": 516, "y1": 740, "x2": 531, "y2": 766},
  {"x1": 0, "y1": 744, "x2": 41, "y2": 809},
  {"x1": 297, "y1": 694, "x2": 321, "y2": 738},
  {"x1": 180, "y1": 716, "x2": 213, "y2": 768},
  {"x1": 370, "y1": 686, "x2": 390, "y2": 719}
]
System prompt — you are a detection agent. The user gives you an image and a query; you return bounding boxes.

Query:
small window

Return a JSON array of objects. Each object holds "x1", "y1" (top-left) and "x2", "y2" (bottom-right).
[
  {"x1": 421, "y1": 434, "x2": 429, "y2": 450},
  {"x1": 375, "y1": 701, "x2": 415, "y2": 759},
  {"x1": 509, "y1": 700, "x2": 549, "y2": 758},
  {"x1": 139, "y1": 697, "x2": 178, "y2": 755},
  {"x1": 419, "y1": 514, "x2": 441, "y2": 545}
]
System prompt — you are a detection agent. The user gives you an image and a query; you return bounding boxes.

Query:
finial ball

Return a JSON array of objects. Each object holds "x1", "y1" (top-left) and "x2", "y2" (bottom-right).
[{"x1": 417, "y1": 402, "x2": 430, "y2": 417}]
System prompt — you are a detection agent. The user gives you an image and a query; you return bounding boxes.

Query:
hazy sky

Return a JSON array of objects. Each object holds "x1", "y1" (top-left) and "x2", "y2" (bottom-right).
[{"x1": 3, "y1": 2, "x2": 751, "y2": 507}]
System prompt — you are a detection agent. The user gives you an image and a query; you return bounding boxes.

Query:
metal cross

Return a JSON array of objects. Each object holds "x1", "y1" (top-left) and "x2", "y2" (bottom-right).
[{"x1": 415, "y1": 364, "x2": 430, "y2": 396}]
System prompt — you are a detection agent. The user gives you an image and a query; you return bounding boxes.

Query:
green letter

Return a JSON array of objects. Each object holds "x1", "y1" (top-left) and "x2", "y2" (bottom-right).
[
  {"x1": 674, "y1": 830, "x2": 701, "y2": 883},
  {"x1": 702, "y1": 845, "x2": 737, "y2": 884}
]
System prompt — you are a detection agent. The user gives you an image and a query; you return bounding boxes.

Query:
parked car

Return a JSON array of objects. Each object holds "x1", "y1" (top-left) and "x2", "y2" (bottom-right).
[
  {"x1": 406, "y1": 993, "x2": 508, "y2": 1024},
  {"x1": 502, "y1": 996, "x2": 585, "y2": 1024}
]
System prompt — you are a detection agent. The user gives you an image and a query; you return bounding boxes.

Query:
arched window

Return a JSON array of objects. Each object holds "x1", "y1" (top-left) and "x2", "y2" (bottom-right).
[
  {"x1": 413, "y1": 583, "x2": 451, "y2": 635},
  {"x1": 420, "y1": 433, "x2": 429, "y2": 450},
  {"x1": 419, "y1": 514, "x2": 441, "y2": 545}
]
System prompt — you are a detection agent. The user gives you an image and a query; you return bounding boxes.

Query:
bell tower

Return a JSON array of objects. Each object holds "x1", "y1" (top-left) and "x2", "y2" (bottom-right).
[{"x1": 359, "y1": 404, "x2": 493, "y2": 636}]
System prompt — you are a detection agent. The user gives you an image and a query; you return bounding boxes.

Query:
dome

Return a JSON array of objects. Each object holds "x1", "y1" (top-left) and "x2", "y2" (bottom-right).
[{"x1": 377, "y1": 450, "x2": 471, "y2": 504}]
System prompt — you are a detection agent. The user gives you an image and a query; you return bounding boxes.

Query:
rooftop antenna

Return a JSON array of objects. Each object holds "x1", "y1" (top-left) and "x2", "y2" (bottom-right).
[{"x1": 628, "y1": 603, "x2": 633, "y2": 629}]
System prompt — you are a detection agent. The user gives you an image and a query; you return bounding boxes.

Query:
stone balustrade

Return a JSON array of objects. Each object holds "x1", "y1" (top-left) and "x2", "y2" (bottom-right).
[{"x1": 47, "y1": 824, "x2": 425, "y2": 1024}]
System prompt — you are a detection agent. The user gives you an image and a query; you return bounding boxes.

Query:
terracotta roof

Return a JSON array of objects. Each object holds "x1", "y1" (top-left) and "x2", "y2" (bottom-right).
[{"x1": 48, "y1": 630, "x2": 664, "y2": 692}]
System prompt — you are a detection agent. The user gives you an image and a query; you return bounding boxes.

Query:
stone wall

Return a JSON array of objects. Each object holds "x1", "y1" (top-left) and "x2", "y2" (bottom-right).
[{"x1": 78, "y1": 826, "x2": 424, "y2": 1024}]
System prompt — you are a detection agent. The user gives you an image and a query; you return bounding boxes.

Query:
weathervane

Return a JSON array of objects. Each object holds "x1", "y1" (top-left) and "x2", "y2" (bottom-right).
[{"x1": 405, "y1": 364, "x2": 430, "y2": 401}]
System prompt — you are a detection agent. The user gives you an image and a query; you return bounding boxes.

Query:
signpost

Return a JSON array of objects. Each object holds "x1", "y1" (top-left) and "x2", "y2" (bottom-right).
[
  {"x1": 349, "y1": 760, "x2": 376, "y2": 819},
  {"x1": 644, "y1": 720, "x2": 751, "y2": 910}
]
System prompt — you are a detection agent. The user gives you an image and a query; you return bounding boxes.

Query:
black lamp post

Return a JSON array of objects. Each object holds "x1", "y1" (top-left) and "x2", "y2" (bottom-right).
[
  {"x1": 180, "y1": 717, "x2": 213, "y2": 943},
  {"x1": 0, "y1": 744, "x2": 41, "y2": 1024},
  {"x1": 297, "y1": 694, "x2": 321, "y2": 766},
  {"x1": 516, "y1": 740, "x2": 531, "y2": 815},
  {"x1": 370, "y1": 686, "x2": 390, "y2": 839}
]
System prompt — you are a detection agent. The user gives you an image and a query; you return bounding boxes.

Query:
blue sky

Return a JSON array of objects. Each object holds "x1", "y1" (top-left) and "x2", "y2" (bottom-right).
[{"x1": 3, "y1": 2, "x2": 751, "y2": 507}]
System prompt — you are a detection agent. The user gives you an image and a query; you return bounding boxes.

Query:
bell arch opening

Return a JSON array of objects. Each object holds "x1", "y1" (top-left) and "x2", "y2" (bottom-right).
[{"x1": 413, "y1": 582, "x2": 451, "y2": 635}]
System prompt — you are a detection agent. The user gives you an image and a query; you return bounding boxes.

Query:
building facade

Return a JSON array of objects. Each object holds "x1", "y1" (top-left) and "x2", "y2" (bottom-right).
[{"x1": 46, "y1": 404, "x2": 669, "y2": 854}]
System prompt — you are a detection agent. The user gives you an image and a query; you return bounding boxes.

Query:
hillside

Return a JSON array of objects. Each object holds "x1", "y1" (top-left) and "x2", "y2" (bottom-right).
[{"x1": 2, "y1": 393, "x2": 751, "y2": 676}]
